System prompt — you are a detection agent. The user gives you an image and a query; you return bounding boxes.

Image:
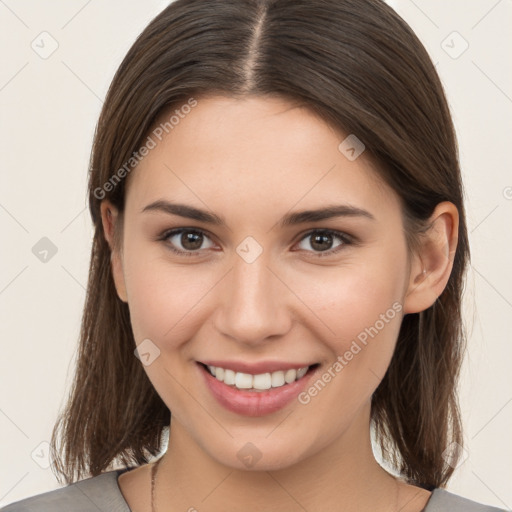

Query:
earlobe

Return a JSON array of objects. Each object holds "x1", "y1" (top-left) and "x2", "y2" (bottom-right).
[
  {"x1": 402, "y1": 201, "x2": 459, "y2": 315},
  {"x1": 100, "y1": 201, "x2": 128, "y2": 303}
]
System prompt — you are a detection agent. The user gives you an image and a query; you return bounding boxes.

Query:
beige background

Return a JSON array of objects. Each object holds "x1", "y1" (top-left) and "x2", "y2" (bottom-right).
[{"x1": 1, "y1": 0, "x2": 511, "y2": 508}]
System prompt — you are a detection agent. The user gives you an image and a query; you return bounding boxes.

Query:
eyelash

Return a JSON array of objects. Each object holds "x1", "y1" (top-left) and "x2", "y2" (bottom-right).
[{"x1": 158, "y1": 228, "x2": 355, "y2": 258}]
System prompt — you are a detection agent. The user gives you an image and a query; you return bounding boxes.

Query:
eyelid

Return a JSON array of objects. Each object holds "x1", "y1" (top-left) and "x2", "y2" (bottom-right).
[
  {"x1": 158, "y1": 227, "x2": 218, "y2": 256},
  {"x1": 292, "y1": 228, "x2": 355, "y2": 257},
  {"x1": 158, "y1": 227, "x2": 356, "y2": 257}
]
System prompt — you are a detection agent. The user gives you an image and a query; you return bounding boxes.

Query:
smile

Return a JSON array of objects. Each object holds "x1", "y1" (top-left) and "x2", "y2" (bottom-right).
[
  {"x1": 206, "y1": 364, "x2": 310, "y2": 391},
  {"x1": 197, "y1": 361, "x2": 320, "y2": 416}
]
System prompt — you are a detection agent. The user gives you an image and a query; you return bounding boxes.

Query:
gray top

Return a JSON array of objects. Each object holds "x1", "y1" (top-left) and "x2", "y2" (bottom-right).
[{"x1": 0, "y1": 467, "x2": 507, "y2": 511}]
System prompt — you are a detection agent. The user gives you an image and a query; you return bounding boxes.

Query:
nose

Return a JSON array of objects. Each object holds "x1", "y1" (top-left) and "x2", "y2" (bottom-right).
[{"x1": 212, "y1": 251, "x2": 292, "y2": 346}]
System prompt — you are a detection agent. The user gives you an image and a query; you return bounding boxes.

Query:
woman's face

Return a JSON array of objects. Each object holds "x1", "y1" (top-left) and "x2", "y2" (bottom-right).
[{"x1": 106, "y1": 95, "x2": 418, "y2": 470}]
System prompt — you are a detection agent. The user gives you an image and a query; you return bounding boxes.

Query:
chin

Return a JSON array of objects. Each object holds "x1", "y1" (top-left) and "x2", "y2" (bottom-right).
[{"x1": 198, "y1": 432, "x2": 314, "y2": 472}]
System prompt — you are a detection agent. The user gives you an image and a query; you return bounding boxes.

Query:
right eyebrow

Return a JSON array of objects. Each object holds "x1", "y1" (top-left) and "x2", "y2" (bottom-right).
[{"x1": 141, "y1": 200, "x2": 224, "y2": 225}]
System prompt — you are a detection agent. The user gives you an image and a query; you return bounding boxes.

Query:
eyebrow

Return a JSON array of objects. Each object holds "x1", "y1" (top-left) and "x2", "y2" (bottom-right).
[{"x1": 141, "y1": 200, "x2": 376, "y2": 227}]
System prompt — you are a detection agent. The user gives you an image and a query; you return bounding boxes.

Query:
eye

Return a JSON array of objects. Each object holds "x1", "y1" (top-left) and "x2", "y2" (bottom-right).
[
  {"x1": 295, "y1": 229, "x2": 352, "y2": 256},
  {"x1": 160, "y1": 228, "x2": 215, "y2": 256},
  {"x1": 158, "y1": 227, "x2": 354, "y2": 258}
]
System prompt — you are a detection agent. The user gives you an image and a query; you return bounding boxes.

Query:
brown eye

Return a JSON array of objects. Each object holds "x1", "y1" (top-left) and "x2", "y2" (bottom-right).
[
  {"x1": 180, "y1": 231, "x2": 203, "y2": 250},
  {"x1": 164, "y1": 229, "x2": 215, "y2": 254},
  {"x1": 310, "y1": 233, "x2": 335, "y2": 251},
  {"x1": 296, "y1": 229, "x2": 352, "y2": 256}
]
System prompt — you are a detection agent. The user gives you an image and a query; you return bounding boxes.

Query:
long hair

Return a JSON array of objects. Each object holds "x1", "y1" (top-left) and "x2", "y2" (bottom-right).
[{"x1": 50, "y1": 0, "x2": 470, "y2": 489}]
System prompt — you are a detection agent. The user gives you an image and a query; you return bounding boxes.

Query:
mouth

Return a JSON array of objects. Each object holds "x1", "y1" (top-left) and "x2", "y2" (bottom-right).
[
  {"x1": 197, "y1": 361, "x2": 320, "y2": 416},
  {"x1": 200, "y1": 362, "x2": 317, "y2": 391}
]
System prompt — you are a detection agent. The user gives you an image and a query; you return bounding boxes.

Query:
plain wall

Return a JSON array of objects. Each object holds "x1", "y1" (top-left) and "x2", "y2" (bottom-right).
[{"x1": 1, "y1": 0, "x2": 511, "y2": 508}]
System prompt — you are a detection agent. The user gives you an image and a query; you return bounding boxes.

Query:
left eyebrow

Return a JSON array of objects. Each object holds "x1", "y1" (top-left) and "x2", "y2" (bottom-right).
[
  {"x1": 140, "y1": 200, "x2": 376, "y2": 228},
  {"x1": 279, "y1": 204, "x2": 376, "y2": 228}
]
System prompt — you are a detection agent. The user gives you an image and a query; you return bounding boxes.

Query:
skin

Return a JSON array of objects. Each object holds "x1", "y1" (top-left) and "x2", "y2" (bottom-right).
[{"x1": 101, "y1": 95, "x2": 458, "y2": 512}]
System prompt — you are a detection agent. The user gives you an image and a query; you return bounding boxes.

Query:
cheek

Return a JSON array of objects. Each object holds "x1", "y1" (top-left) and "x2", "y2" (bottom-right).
[
  {"x1": 129, "y1": 260, "x2": 215, "y2": 345},
  {"x1": 291, "y1": 264, "x2": 405, "y2": 431},
  {"x1": 284, "y1": 247, "x2": 407, "y2": 379},
  {"x1": 292, "y1": 257, "x2": 405, "y2": 338},
  {"x1": 122, "y1": 249, "x2": 219, "y2": 417},
  {"x1": 122, "y1": 246, "x2": 216, "y2": 346}
]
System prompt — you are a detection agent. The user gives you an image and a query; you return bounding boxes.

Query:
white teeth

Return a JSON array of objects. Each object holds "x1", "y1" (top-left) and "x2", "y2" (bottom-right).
[
  {"x1": 253, "y1": 373, "x2": 272, "y2": 390},
  {"x1": 224, "y1": 369, "x2": 236, "y2": 385},
  {"x1": 271, "y1": 371, "x2": 285, "y2": 388},
  {"x1": 284, "y1": 369, "x2": 297, "y2": 384},
  {"x1": 205, "y1": 365, "x2": 310, "y2": 390},
  {"x1": 215, "y1": 367, "x2": 225, "y2": 381},
  {"x1": 296, "y1": 367, "x2": 308, "y2": 379},
  {"x1": 235, "y1": 372, "x2": 253, "y2": 389}
]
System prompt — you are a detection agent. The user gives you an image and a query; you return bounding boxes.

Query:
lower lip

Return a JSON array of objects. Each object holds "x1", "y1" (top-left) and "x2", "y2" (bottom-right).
[{"x1": 198, "y1": 363, "x2": 318, "y2": 417}]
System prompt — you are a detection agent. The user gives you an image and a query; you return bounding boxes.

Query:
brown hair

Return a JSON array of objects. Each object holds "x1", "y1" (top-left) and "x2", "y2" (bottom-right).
[{"x1": 50, "y1": 0, "x2": 469, "y2": 490}]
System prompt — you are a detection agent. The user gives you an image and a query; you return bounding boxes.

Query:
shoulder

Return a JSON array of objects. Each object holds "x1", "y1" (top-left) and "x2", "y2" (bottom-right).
[
  {"x1": 0, "y1": 470, "x2": 131, "y2": 512},
  {"x1": 426, "y1": 488, "x2": 509, "y2": 512}
]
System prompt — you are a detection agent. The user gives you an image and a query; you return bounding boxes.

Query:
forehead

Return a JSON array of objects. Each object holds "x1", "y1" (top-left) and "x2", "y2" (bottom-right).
[{"x1": 125, "y1": 95, "x2": 399, "y2": 220}]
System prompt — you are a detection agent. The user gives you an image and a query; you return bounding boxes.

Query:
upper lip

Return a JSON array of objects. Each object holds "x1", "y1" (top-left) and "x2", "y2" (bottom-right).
[{"x1": 199, "y1": 360, "x2": 317, "y2": 374}]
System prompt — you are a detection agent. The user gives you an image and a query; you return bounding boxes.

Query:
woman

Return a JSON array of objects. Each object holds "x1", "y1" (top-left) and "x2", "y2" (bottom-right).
[{"x1": 1, "y1": 0, "x2": 506, "y2": 511}]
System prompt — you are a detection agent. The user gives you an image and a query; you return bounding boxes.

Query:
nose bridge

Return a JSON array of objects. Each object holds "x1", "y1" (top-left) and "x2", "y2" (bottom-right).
[{"x1": 214, "y1": 250, "x2": 290, "y2": 343}]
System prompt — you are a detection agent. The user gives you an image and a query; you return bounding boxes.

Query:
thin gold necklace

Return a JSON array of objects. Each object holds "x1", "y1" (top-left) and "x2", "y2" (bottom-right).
[{"x1": 151, "y1": 457, "x2": 163, "y2": 512}]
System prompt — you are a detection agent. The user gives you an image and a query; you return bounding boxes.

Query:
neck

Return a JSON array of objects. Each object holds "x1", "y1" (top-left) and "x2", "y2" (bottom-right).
[{"x1": 154, "y1": 403, "x2": 405, "y2": 512}]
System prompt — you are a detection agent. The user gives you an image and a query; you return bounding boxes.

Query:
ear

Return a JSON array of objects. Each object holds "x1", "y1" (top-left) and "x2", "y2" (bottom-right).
[
  {"x1": 403, "y1": 201, "x2": 459, "y2": 315},
  {"x1": 100, "y1": 200, "x2": 128, "y2": 303}
]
